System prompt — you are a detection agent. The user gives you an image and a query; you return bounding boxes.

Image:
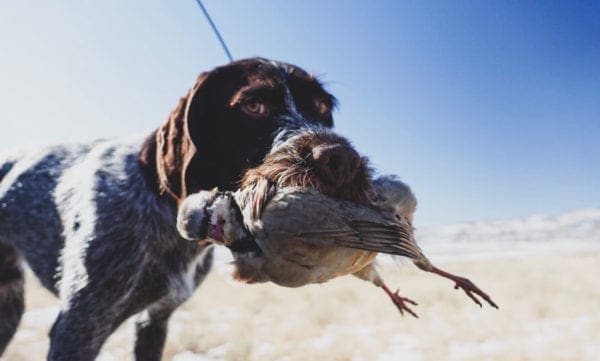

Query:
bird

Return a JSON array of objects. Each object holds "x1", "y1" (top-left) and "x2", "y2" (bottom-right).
[{"x1": 177, "y1": 132, "x2": 498, "y2": 316}]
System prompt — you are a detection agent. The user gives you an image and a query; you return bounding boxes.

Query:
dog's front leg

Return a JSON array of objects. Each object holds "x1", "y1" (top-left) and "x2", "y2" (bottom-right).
[
  {"x1": 48, "y1": 279, "x2": 134, "y2": 361},
  {"x1": 48, "y1": 309, "x2": 114, "y2": 361},
  {"x1": 133, "y1": 305, "x2": 174, "y2": 361}
]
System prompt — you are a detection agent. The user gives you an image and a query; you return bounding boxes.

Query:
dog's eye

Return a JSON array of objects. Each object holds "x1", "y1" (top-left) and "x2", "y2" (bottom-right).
[
  {"x1": 242, "y1": 97, "x2": 270, "y2": 117},
  {"x1": 314, "y1": 98, "x2": 331, "y2": 116}
]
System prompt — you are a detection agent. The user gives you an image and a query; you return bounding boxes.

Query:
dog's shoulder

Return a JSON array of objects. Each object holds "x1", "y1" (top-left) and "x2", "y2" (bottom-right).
[
  {"x1": 0, "y1": 140, "x2": 101, "y2": 188},
  {"x1": 0, "y1": 135, "x2": 172, "y2": 236},
  {"x1": 50, "y1": 135, "x2": 175, "y2": 229},
  {"x1": 0, "y1": 141, "x2": 93, "y2": 211}
]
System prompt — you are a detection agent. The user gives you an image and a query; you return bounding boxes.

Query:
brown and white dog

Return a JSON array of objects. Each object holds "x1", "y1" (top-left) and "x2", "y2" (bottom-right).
[{"x1": 0, "y1": 58, "x2": 359, "y2": 360}]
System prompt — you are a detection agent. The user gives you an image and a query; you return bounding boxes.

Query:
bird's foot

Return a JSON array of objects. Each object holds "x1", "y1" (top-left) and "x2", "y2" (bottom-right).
[
  {"x1": 430, "y1": 266, "x2": 499, "y2": 309},
  {"x1": 452, "y1": 276, "x2": 499, "y2": 309},
  {"x1": 381, "y1": 284, "x2": 419, "y2": 318}
]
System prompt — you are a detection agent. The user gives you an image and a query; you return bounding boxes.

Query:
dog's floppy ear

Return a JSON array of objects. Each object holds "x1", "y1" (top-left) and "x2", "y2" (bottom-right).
[
  {"x1": 154, "y1": 87, "x2": 197, "y2": 200},
  {"x1": 155, "y1": 66, "x2": 247, "y2": 200}
]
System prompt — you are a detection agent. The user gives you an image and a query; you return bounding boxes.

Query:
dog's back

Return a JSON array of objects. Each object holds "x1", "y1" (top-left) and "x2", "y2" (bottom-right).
[
  {"x1": 0, "y1": 142, "x2": 93, "y2": 291},
  {"x1": 0, "y1": 137, "x2": 212, "y2": 358}
]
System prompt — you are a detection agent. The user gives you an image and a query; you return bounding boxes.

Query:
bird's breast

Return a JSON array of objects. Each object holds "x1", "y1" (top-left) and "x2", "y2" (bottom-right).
[{"x1": 334, "y1": 250, "x2": 378, "y2": 277}]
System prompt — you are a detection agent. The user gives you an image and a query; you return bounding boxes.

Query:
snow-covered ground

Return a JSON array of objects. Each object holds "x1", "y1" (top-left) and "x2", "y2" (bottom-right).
[{"x1": 3, "y1": 208, "x2": 599, "y2": 361}]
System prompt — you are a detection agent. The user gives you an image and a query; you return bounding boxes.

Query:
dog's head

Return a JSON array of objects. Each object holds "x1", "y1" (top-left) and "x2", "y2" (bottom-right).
[{"x1": 141, "y1": 57, "x2": 338, "y2": 200}]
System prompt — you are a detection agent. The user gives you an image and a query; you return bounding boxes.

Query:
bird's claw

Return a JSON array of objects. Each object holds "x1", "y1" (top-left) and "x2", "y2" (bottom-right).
[
  {"x1": 386, "y1": 287, "x2": 419, "y2": 318},
  {"x1": 429, "y1": 266, "x2": 499, "y2": 309},
  {"x1": 453, "y1": 276, "x2": 499, "y2": 309}
]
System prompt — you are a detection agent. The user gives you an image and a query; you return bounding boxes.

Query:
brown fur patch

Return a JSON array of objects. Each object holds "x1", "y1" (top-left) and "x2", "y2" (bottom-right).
[{"x1": 240, "y1": 132, "x2": 374, "y2": 216}]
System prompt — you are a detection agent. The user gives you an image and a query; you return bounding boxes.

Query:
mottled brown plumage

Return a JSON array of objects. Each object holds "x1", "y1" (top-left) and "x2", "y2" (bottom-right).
[
  {"x1": 177, "y1": 133, "x2": 498, "y2": 316},
  {"x1": 232, "y1": 184, "x2": 427, "y2": 285}
]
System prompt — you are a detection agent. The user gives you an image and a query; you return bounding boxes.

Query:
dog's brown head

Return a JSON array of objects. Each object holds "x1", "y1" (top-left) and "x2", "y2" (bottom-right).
[{"x1": 140, "y1": 58, "x2": 338, "y2": 201}]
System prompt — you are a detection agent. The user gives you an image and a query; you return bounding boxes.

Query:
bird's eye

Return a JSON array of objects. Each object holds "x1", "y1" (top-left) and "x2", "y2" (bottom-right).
[
  {"x1": 242, "y1": 97, "x2": 270, "y2": 117},
  {"x1": 315, "y1": 98, "x2": 331, "y2": 116}
]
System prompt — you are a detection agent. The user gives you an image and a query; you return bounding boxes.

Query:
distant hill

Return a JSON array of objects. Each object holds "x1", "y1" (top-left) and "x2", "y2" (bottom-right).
[
  {"x1": 418, "y1": 208, "x2": 600, "y2": 243},
  {"x1": 415, "y1": 209, "x2": 600, "y2": 259}
]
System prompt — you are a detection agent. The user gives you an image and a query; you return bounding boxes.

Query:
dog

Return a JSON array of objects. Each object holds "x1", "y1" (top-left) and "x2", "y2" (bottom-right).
[{"x1": 0, "y1": 58, "x2": 357, "y2": 360}]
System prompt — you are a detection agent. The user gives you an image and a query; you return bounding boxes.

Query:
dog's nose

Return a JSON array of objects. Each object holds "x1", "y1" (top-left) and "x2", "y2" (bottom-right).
[{"x1": 311, "y1": 144, "x2": 361, "y2": 186}]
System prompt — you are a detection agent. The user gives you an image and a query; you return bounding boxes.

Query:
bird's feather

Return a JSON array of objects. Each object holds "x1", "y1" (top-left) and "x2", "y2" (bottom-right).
[{"x1": 258, "y1": 188, "x2": 428, "y2": 262}]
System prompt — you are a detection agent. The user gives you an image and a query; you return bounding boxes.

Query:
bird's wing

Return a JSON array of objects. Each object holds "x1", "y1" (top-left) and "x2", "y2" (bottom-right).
[
  {"x1": 372, "y1": 175, "x2": 417, "y2": 221},
  {"x1": 261, "y1": 189, "x2": 426, "y2": 261}
]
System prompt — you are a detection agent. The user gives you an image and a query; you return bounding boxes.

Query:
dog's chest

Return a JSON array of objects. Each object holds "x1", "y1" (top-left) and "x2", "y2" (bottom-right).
[
  {"x1": 166, "y1": 247, "x2": 211, "y2": 304},
  {"x1": 132, "y1": 243, "x2": 213, "y2": 313}
]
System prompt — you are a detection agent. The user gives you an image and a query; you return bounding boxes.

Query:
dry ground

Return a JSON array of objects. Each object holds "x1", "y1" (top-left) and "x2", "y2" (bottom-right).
[{"x1": 3, "y1": 252, "x2": 599, "y2": 361}]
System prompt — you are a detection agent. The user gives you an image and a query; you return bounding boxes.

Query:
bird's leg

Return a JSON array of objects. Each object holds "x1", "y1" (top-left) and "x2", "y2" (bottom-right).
[
  {"x1": 426, "y1": 265, "x2": 498, "y2": 309},
  {"x1": 353, "y1": 265, "x2": 419, "y2": 317},
  {"x1": 380, "y1": 283, "x2": 419, "y2": 318}
]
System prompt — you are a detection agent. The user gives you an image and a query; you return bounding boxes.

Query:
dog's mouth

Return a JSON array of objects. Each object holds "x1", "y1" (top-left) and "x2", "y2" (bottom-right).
[
  {"x1": 227, "y1": 235, "x2": 263, "y2": 256},
  {"x1": 224, "y1": 224, "x2": 267, "y2": 285}
]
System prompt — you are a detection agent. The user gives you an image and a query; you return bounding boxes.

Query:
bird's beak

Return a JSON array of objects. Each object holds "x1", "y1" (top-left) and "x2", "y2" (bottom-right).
[{"x1": 207, "y1": 214, "x2": 225, "y2": 243}]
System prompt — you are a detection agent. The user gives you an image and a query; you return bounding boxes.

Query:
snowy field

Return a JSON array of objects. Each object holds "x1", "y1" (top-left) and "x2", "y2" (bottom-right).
[{"x1": 3, "y1": 209, "x2": 599, "y2": 361}]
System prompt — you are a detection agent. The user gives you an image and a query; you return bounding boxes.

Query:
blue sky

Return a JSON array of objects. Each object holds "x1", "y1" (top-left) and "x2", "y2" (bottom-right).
[{"x1": 1, "y1": 1, "x2": 598, "y2": 227}]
